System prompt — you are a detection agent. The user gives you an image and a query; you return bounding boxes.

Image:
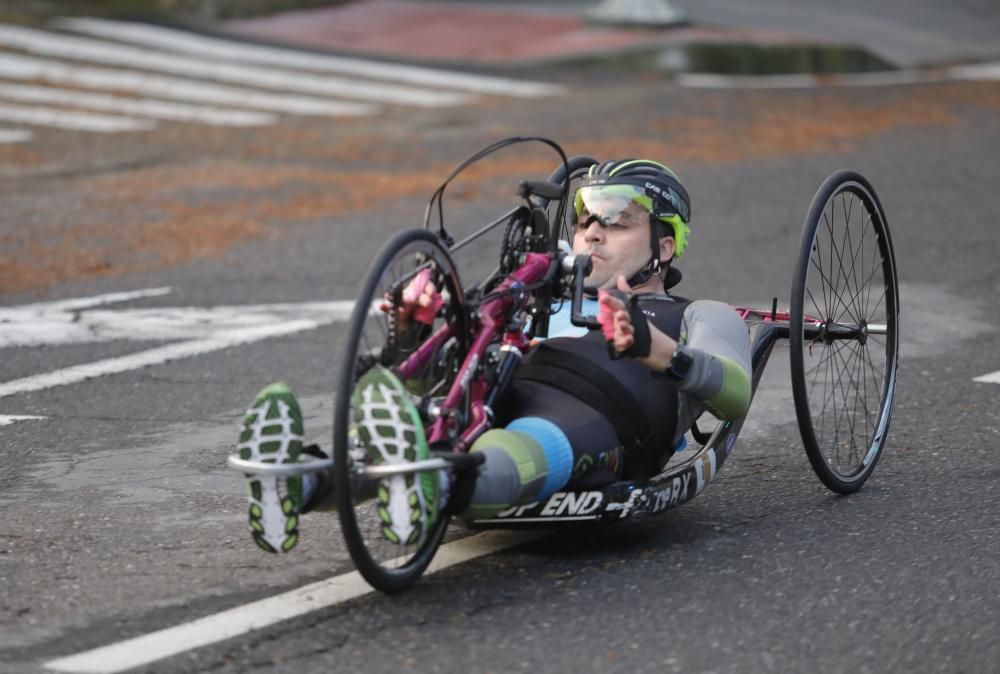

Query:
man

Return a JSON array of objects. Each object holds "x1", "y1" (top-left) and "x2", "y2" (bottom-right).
[{"x1": 238, "y1": 159, "x2": 752, "y2": 553}]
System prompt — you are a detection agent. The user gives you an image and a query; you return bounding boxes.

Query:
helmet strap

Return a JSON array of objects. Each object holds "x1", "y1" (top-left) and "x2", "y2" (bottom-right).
[
  {"x1": 625, "y1": 256, "x2": 661, "y2": 288},
  {"x1": 625, "y1": 219, "x2": 666, "y2": 288}
]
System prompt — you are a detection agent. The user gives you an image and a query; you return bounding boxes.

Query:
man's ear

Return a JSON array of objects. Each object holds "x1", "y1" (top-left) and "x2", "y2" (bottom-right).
[{"x1": 659, "y1": 236, "x2": 676, "y2": 264}]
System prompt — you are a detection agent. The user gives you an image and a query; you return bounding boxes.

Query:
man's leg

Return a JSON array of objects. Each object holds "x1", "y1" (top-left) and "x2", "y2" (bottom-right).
[
  {"x1": 237, "y1": 377, "x2": 622, "y2": 549},
  {"x1": 461, "y1": 381, "x2": 622, "y2": 520}
]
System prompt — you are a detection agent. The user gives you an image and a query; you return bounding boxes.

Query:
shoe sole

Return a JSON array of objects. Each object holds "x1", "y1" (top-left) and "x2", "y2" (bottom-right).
[
  {"x1": 352, "y1": 367, "x2": 439, "y2": 546},
  {"x1": 239, "y1": 382, "x2": 304, "y2": 553}
]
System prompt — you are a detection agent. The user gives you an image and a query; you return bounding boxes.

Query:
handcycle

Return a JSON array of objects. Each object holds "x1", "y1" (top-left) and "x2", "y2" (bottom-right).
[{"x1": 230, "y1": 137, "x2": 899, "y2": 593}]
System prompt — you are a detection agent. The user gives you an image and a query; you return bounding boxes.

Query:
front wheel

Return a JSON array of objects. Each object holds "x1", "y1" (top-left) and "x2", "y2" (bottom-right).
[
  {"x1": 789, "y1": 171, "x2": 899, "y2": 494},
  {"x1": 334, "y1": 228, "x2": 466, "y2": 592}
]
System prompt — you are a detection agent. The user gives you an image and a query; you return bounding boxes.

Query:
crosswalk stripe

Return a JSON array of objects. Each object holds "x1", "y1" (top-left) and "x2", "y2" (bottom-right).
[
  {"x1": 0, "y1": 81, "x2": 275, "y2": 127},
  {"x1": 0, "y1": 52, "x2": 375, "y2": 116},
  {"x1": 0, "y1": 24, "x2": 470, "y2": 107},
  {"x1": 973, "y1": 370, "x2": 1000, "y2": 384},
  {"x1": 0, "y1": 102, "x2": 153, "y2": 132},
  {"x1": 57, "y1": 17, "x2": 566, "y2": 98},
  {"x1": 0, "y1": 127, "x2": 31, "y2": 143}
]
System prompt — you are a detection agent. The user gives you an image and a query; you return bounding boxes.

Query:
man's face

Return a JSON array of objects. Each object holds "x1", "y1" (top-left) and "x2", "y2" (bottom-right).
[{"x1": 572, "y1": 202, "x2": 655, "y2": 289}]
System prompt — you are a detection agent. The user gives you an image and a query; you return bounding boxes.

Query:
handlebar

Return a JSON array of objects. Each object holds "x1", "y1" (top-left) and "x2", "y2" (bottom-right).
[{"x1": 562, "y1": 251, "x2": 601, "y2": 329}]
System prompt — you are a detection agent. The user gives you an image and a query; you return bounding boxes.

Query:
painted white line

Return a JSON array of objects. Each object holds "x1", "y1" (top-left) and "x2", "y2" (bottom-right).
[
  {"x1": 950, "y1": 62, "x2": 1000, "y2": 81},
  {"x1": 678, "y1": 73, "x2": 821, "y2": 89},
  {"x1": 678, "y1": 63, "x2": 1000, "y2": 90},
  {"x1": 0, "y1": 291, "x2": 355, "y2": 348},
  {"x1": 8, "y1": 286, "x2": 172, "y2": 313},
  {"x1": 0, "y1": 414, "x2": 46, "y2": 426},
  {"x1": 0, "y1": 24, "x2": 470, "y2": 107},
  {"x1": 0, "y1": 82, "x2": 275, "y2": 127},
  {"x1": 0, "y1": 127, "x2": 31, "y2": 143},
  {"x1": 57, "y1": 18, "x2": 566, "y2": 98},
  {"x1": 0, "y1": 52, "x2": 374, "y2": 116},
  {"x1": 1, "y1": 289, "x2": 358, "y2": 399},
  {"x1": 44, "y1": 530, "x2": 542, "y2": 674},
  {"x1": 0, "y1": 320, "x2": 321, "y2": 399},
  {"x1": 0, "y1": 102, "x2": 154, "y2": 133},
  {"x1": 973, "y1": 370, "x2": 1000, "y2": 384}
]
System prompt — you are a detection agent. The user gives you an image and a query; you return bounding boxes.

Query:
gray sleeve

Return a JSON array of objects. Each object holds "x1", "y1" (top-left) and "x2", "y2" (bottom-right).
[{"x1": 675, "y1": 300, "x2": 752, "y2": 420}]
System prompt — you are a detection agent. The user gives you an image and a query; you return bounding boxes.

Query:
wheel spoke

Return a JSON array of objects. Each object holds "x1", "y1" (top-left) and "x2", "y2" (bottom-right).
[
  {"x1": 842, "y1": 212, "x2": 868, "y2": 326},
  {"x1": 813, "y1": 340, "x2": 852, "y2": 429},
  {"x1": 833, "y1": 258, "x2": 885, "y2": 325},
  {"x1": 804, "y1": 343, "x2": 842, "y2": 380},
  {"x1": 847, "y1": 340, "x2": 866, "y2": 465},
  {"x1": 866, "y1": 286, "x2": 888, "y2": 321},
  {"x1": 809, "y1": 247, "x2": 848, "y2": 314},
  {"x1": 859, "y1": 211, "x2": 875, "y2": 319},
  {"x1": 843, "y1": 194, "x2": 868, "y2": 325},
  {"x1": 810, "y1": 243, "x2": 832, "y2": 319},
  {"x1": 832, "y1": 340, "x2": 864, "y2": 469},
  {"x1": 822, "y1": 209, "x2": 860, "y2": 325},
  {"x1": 827, "y1": 199, "x2": 861, "y2": 325},
  {"x1": 805, "y1": 286, "x2": 827, "y2": 323}
]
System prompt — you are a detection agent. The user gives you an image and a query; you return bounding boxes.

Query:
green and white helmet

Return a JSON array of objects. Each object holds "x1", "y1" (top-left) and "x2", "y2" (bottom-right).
[{"x1": 574, "y1": 159, "x2": 692, "y2": 264}]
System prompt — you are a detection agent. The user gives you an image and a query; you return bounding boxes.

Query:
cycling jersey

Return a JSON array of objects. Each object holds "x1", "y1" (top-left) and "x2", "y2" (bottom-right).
[{"x1": 463, "y1": 293, "x2": 752, "y2": 521}]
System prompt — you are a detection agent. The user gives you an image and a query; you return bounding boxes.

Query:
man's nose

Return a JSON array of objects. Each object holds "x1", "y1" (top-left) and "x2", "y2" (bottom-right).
[{"x1": 584, "y1": 220, "x2": 605, "y2": 242}]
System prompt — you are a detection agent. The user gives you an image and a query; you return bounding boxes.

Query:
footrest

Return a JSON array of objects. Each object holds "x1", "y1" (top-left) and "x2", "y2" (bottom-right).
[
  {"x1": 435, "y1": 450, "x2": 486, "y2": 472},
  {"x1": 363, "y1": 457, "x2": 450, "y2": 477},
  {"x1": 228, "y1": 454, "x2": 334, "y2": 477}
]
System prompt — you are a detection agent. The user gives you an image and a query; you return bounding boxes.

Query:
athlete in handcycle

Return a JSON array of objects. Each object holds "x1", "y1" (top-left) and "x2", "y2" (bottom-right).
[{"x1": 230, "y1": 137, "x2": 899, "y2": 593}]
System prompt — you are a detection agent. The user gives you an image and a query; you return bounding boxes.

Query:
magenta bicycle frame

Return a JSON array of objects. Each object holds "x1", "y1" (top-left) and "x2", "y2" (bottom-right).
[{"x1": 395, "y1": 251, "x2": 554, "y2": 451}]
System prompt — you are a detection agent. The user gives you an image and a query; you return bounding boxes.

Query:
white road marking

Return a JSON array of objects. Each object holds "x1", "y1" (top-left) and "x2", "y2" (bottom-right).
[
  {"x1": 0, "y1": 52, "x2": 374, "y2": 116},
  {"x1": 10, "y1": 286, "x2": 172, "y2": 313},
  {"x1": 973, "y1": 370, "x2": 1000, "y2": 384},
  {"x1": 678, "y1": 63, "x2": 1000, "y2": 90},
  {"x1": 950, "y1": 62, "x2": 1000, "y2": 81},
  {"x1": 0, "y1": 321, "x2": 322, "y2": 399},
  {"x1": 44, "y1": 530, "x2": 543, "y2": 674},
  {"x1": 0, "y1": 127, "x2": 31, "y2": 143},
  {"x1": 57, "y1": 18, "x2": 566, "y2": 98},
  {"x1": 0, "y1": 24, "x2": 470, "y2": 107},
  {"x1": 0, "y1": 82, "x2": 275, "y2": 127},
  {"x1": 0, "y1": 414, "x2": 46, "y2": 426},
  {"x1": 0, "y1": 288, "x2": 351, "y2": 348},
  {"x1": 0, "y1": 288, "x2": 358, "y2": 399},
  {"x1": 0, "y1": 102, "x2": 153, "y2": 132}
]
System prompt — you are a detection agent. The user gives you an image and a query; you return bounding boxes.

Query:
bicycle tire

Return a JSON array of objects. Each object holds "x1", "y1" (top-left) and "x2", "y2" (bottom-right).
[
  {"x1": 789, "y1": 170, "x2": 899, "y2": 494},
  {"x1": 334, "y1": 228, "x2": 466, "y2": 592}
]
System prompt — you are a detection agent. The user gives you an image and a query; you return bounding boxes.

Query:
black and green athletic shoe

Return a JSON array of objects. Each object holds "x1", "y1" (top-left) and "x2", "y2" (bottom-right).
[
  {"x1": 238, "y1": 382, "x2": 304, "y2": 553},
  {"x1": 352, "y1": 367, "x2": 439, "y2": 546}
]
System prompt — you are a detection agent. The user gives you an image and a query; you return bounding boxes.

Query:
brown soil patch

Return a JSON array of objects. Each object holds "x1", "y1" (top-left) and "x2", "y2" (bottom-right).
[
  {"x1": 6, "y1": 81, "x2": 995, "y2": 294},
  {"x1": 648, "y1": 92, "x2": 959, "y2": 162},
  {"x1": 0, "y1": 155, "x2": 562, "y2": 293}
]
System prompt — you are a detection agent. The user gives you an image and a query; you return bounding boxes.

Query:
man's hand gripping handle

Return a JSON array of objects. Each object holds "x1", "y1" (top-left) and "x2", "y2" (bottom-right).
[{"x1": 597, "y1": 278, "x2": 651, "y2": 360}]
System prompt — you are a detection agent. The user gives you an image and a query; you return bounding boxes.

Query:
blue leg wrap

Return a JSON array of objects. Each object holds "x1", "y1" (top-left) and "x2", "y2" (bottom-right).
[{"x1": 505, "y1": 417, "x2": 573, "y2": 499}]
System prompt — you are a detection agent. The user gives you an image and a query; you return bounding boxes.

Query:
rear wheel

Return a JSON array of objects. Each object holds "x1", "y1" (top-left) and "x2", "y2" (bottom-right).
[
  {"x1": 334, "y1": 228, "x2": 466, "y2": 592},
  {"x1": 790, "y1": 171, "x2": 899, "y2": 494}
]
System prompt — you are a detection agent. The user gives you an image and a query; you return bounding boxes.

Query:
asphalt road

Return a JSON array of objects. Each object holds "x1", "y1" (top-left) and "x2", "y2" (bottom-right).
[{"x1": 1, "y1": 17, "x2": 1000, "y2": 674}]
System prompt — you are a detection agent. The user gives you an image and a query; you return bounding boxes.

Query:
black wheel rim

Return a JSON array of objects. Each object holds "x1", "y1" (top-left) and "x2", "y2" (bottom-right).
[
  {"x1": 794, "y1": 177, "x2": 898, "y2": 486},
  {"x1": 334, "y1": 230, "x2": 464, "y2": 591}
]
